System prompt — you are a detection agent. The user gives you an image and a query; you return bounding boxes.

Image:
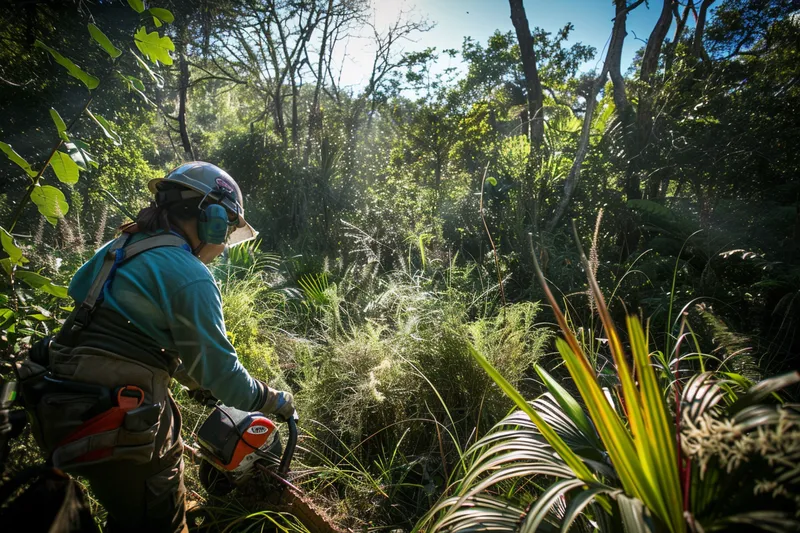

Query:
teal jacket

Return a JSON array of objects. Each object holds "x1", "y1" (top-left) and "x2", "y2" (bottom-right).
[{"x1": 68, "y1": 232, "x2": 262, "y2": 411}]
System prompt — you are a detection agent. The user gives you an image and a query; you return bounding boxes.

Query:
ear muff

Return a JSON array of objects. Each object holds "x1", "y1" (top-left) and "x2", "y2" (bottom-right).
[{"x1": 198, "y1": 203, "x2": 230, "y2": 245}]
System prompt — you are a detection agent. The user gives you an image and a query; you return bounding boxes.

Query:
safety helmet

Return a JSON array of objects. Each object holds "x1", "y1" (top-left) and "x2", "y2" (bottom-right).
[{"x1": 148, "y1": 162, "x2": 257, "y2": 245}]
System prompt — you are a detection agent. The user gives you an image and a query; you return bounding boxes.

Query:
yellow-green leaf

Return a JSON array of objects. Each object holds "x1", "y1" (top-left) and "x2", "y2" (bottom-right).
[
  {"x1": 148, "y1": 7, "x2": 174, "y2": 23},
  {"x1": 0, "y1": 227, "x2": 27, "y2": 267},
  {"x1": 34, "y1": 40, "x2": 99, "y2": 90},
  {"x1": 31, "y1": 185, "x2": 69, "y2": 225},
  {"x1": 16, "y1": 271, "x2": 69, "y2": 299},
  {"x1": 117, "y1": 73, "x2": 154, "y2": 107},
  {"x1": 51, "y1": 151, "x2": 80, "y2": 185},
  {"x1": 65, "y1": 141, "x2": 97, "y2": 170},
  {"x1": 0, "y1": 141, "x2": 37, "y2": 177},
  {"x1": 0, "y1": 308, "x2": 14, "y2": 329},
  {"x1": 134, "y1": 27, "x2": 174, "y2": 66},
  {"x1": 127, "y1": 0, "x2": 145, "y2": 13},
  {"x1": 88, "y1": 23, "x2": 122, "y2": 59},
  {"x1": 628, "y1": 317, "x2": 688, "y2": 533},
  {"x1": 49, "y1": 108, "x2": 69, "y2": 141},
  {"x1": 131, "y1": 50, "x2": 164, "y2": 86}
]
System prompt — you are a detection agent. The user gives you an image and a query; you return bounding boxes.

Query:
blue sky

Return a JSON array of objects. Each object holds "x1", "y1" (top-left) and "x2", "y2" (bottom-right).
[{"x1": 337, "y1": 0, "x2": 667, "y2": 88}]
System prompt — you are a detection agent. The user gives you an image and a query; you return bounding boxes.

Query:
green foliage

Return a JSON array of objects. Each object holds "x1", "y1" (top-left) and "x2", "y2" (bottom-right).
[
  {"x1": 419, "y1": 260, "x2": 800, "y2": 532},
  {"x1": 34, "y1": 40, "x2": 99, "y2": 90},
  {"x1": 50, "y1": 151, "x2": 80, "y2": 185},
  {"x1": 134, "y1": 27, "x2": 174, "y2": 66},
  {"x1": 0, "y1": 228, "x2": 26, "y2": 267},
  {"x1": 0, "y1": 142, "x2": 37, "y2": 177},
  {"x1": 30, "y1": 185, "x2": 68, "y2": 225},
  {"x1": 1, "y1": 1, "x2": 798, "y2": 530},
  {"x1": 88, "y1": 24, "x2": 122, "y2": 59},
  {"x1": 49, "y1": 108, "x2": 69, "y2": 141},
  {"x1": 148, "y1": 8, "x2": 175, "y2": 27},
  {"x1": 127, "y1": 0, "x2": 145, "y2": 13}
]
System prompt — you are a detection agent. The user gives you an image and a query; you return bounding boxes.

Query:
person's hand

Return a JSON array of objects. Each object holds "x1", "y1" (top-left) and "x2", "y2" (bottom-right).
[
  {"x1": 186, "y1": 388, "x2": 217, "y2": 406},
  {"x1": 259, "y1": 385, "x2": 295, "y2": 422}
]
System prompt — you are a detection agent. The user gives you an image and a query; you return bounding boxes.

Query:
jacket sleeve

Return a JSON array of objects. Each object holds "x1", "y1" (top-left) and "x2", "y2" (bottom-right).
[{"x1": 166, "y1": 279, "x2": 265, "y2": 411}]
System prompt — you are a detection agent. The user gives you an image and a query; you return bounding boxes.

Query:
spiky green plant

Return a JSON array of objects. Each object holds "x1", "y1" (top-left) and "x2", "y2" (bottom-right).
[{"x1": 416, "y1": 232, "x2": 800, "y2": 532}]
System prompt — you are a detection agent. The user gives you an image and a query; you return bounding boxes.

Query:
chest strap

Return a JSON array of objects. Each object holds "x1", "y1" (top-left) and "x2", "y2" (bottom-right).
[{"x1": 71, "y1": 233, "x2": 190, "y2": 334}]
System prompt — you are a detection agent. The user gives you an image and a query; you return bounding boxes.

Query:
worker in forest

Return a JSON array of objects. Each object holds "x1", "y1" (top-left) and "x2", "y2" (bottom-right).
[{"x1": 15, "y1": 161, "x2": 294, "y2": 532}]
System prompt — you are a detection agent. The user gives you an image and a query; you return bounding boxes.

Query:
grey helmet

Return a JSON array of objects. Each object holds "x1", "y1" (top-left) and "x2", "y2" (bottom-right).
[{"x1": 148, "y1": 162, "x2": 257, "y2": 245}]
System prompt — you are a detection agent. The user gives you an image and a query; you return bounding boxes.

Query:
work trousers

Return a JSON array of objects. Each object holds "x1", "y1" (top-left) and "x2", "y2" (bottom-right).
[{"x1": 77, "y1": 437, "x2": 187, "y2": 533}]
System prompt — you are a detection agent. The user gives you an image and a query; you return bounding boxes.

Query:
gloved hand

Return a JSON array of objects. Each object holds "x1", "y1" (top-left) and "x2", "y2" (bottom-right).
[
  {"x1": 186, "y1": 387, "x2": 218, "y2": 406},
  {"x1": 259, "y1": 384, "x2": 295, "y2": 422}
]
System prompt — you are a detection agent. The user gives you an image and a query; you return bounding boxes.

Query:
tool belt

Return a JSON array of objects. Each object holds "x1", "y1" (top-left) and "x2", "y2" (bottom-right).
[
  {"x1": 15, "y1": 353, "x2": 168, "y2": 470},
  {"x1": 13, "y1": 233, "x2": 189, "y2": 471}
]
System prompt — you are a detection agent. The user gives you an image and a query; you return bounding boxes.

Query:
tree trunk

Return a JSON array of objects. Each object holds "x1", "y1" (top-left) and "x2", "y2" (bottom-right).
[
  {"x1": 304, "y1": 0, "x2": 335, "y2": 166},
  {"x1": 665, "y1": 0, "x2": 692, "y2": 72},
  {"x1": 177, "y1": 34, "x2": 195, "y2": 161},
  {"x1": 641, "y1": 0, "x2": 675, "y2": 199},
  {"x1": 693, "y1": 0, "x2": 715, "y2": 62},
  {"x1": 609, "y1": 0, "x2": 639, "y2": 206},
  {"x1": 508, "y1": 0, "x2": 544, "y2": 151},
  {"x1": 289, "y1": 66, "x2": 300, "y2": 147},
  {"x1": 545, "y1": 2, "x2": 628, "y2": 232},
  {"x1": 273, "y1": 89, "x2": 287, "y2": 145}
]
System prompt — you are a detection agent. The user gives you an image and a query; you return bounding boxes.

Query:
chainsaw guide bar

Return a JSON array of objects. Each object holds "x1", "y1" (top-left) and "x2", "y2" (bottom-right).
[{"x1": 275, "y1": 485, "x2": 346, "y2": 533}]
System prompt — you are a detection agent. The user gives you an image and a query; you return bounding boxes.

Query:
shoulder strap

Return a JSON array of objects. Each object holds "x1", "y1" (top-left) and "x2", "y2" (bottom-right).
[{"x1": 70, "y1": 234, "x2": 190, "y2": 334}]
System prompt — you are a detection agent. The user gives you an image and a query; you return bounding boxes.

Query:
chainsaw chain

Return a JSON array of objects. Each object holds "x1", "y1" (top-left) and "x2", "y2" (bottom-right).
[{"x1": 278, "y1": 486, "x2": 346, "y2": 533}]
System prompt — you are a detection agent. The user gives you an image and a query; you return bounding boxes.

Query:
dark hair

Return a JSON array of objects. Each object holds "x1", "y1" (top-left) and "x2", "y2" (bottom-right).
[{"x1": 120, "y1": 185, "x2": 200, "y2": 235}]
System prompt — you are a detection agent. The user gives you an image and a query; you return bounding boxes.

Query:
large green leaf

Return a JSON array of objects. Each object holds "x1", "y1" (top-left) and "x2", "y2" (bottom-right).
[
  {"x1": 34, "y1": 40, "x2": 99, "y2": 90},
  {"x1": 148, "y1": 7, "x2": 174, "y2": 27},
  {"x1": 1, "y1": 227, "x2": 27, "y2": 267},
  {"x1": 88, "y1": 23, "x2": 122, "y2": 58},
  {"x1": 49, "y1": 108, "x2": 69, "y2": 141},
  {"x1": 15, "y1": 271, "x2": 69, "y2": 298},
  {"x1": 127, "y1": 0, "x2": 145, "y2": 13},
  {"x1": 134, "y1": 27, "x2": 174, "y2": 65},
  {"x1": 627, "y1": 316, "x2": 684, "y2": 532},
  {"x1": 85, "y1": 109, "x2": 122, "y2": 145},
  {"x1": 0, "y1": 142, "x2": 37, "y2": 177},
  {"x1": 50, "y1": 151, "x2": 80, "y2": 185},
  {"x1": 31, "y1": 185, "x2": 69, "y2": 225}
]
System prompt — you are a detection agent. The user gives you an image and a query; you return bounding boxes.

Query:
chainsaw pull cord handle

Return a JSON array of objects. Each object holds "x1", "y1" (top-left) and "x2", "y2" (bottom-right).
[{"x1": 278, "y1": 411, "x2": 298, "y2": 478}]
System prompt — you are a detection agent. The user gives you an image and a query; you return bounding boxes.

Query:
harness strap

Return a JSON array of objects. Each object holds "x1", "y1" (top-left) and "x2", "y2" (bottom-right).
[{"x1": 70, "y1": 234, "x2": 191, "y2": 334}]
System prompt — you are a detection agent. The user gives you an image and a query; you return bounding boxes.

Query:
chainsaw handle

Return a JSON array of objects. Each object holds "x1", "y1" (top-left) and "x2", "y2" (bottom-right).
[{"x1": 278, "y1": 411, "x2": 298, "y2": 477}]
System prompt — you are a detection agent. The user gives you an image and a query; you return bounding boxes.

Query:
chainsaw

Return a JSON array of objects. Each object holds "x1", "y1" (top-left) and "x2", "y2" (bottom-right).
[
  {"x1": 183, "y1": 400, "x2": 343, "y2": 533},
  {"x1": 0, "y1": 378, "x2": 342, "y2": 533}
]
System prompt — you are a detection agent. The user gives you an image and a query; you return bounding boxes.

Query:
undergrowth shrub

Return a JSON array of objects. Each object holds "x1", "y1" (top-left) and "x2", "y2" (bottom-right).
[{"x1": 289, "y1": 262, "x2": 550, "y2": 528}]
